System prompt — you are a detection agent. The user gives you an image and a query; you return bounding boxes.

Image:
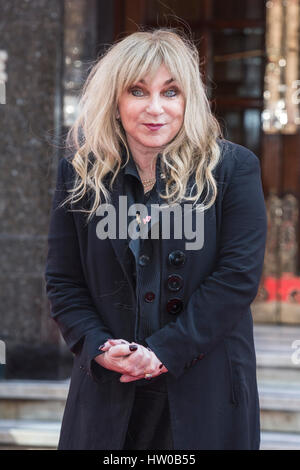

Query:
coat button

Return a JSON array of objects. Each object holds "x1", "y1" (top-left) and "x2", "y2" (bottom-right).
[
  {"x1": 166, "y1": 298, "x2": 183, "y2": 314},
  {"x1": 168, "y1": 250, "x2": 186, "y2": 267},
  {"x1": 139, "y1": 254, "x2": 150, "y2": 266},
  {"x1": 167, "y1": 274, "x2": 183, "y2": 292},
  {"x1": 198, "y1": 353, "x2": 205, "y2": 360},
  {"x1": 191, "y1": 358, "x2": 198, "y2": 365},
  {"x1": 144, "y1": 292, "x2": 155, "y2": 302}
]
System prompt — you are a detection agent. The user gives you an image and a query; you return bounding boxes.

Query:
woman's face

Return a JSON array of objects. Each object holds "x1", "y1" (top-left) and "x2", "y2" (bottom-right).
[{"x1": 117, "y1": 64, "x2": 185, "y2": 154}]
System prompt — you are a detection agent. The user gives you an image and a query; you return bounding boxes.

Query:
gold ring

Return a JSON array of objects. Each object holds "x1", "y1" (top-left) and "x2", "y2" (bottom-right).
[{"x1": 144, "y1": 370, "x2": 153, "y2": 379}]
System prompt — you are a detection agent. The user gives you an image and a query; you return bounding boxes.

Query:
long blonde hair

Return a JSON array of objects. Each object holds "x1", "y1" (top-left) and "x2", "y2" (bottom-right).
[{"x1": 61, "y1": 28, "x2": 223, "y2": 222}]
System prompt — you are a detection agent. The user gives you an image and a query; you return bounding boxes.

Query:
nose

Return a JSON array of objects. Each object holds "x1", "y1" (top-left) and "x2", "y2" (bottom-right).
[{"x1": 146, "y1": 94, "x2": 164, "y2": 115}]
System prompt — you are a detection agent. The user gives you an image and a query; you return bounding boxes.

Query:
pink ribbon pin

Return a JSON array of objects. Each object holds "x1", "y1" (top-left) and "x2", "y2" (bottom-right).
[{"x1": 142, "y1": 215, "x2": 151, "y2": 224}]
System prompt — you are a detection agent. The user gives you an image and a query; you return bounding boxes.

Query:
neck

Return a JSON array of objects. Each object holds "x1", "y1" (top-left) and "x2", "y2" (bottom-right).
[
  {"x1": 127, "y1": 141, "x2": 160, "y2": 179},
  {"x1": 134, "y1": 154, "x2": 157, "y2": 177}
]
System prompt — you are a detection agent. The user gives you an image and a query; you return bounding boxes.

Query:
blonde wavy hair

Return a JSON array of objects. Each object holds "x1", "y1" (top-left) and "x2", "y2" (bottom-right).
[{"x1": 61, "y1": 28, "x2": 223, "y2": 222}]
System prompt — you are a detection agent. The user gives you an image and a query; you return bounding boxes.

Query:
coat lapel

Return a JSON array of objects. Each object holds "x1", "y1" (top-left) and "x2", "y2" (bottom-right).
[{"x1": 108, "y1": 171, "x2": 132, "y2": 282}]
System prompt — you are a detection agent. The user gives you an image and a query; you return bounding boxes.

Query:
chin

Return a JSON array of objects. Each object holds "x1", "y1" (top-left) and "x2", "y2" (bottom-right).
[{"x1": 139, "y1": 137, "x2": 171, "y2": 148}]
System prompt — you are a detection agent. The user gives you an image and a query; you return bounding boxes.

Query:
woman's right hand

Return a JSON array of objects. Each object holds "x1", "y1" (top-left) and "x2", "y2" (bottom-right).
[
  {"x1": 94, "y1": 339, "x2": 160, "y2": 378},
  {"x1": 94, "y1": 339, "x2": 139, "y2": 375}
]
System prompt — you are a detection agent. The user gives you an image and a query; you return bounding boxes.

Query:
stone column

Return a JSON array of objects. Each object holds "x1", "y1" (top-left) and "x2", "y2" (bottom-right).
[{"x1": 0, "y1": 0, "x2": 68, "y2": 379}]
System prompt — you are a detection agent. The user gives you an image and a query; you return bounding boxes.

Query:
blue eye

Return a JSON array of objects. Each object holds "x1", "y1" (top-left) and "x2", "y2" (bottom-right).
[
  {"x1": 129, "y1": 87, "x2": 179, "y2": 98},
  {"x1": 164, "y1": 89, "x2": 177, "y2": 97},
  {"x1": 130, "y1": 88, "x2": 144, "y2": 97}
]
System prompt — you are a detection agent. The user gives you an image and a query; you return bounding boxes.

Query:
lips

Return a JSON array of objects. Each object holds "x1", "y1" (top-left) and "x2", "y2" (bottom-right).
[{"x1": 144, "y1": 124, "x2": 165, "y2": 131}]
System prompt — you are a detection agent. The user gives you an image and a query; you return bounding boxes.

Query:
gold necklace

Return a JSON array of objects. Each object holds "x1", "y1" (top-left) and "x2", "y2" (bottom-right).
[
  {"x1": 142, "y1": 179, "x2": 156, "y2": 188},
  {"x1": 141, "y1": 176, "x2": 156, "y2": 184}
]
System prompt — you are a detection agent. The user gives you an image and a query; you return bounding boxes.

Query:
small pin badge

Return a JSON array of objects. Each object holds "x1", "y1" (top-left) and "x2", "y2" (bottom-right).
[
  {"x1": 136, "y1": 213, "x2": 151, "y2": 225},
  {"x1": 143, "y1": 215, "x2": 151, "y2": 224}
]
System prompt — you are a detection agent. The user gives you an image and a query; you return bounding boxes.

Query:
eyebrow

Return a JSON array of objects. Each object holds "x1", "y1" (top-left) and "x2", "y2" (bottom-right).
[{"x1": 136, "y1": 78, "x2": 176, "y2": 86}]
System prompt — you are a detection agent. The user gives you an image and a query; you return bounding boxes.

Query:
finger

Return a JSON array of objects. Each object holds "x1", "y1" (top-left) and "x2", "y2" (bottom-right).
[
  {"x1": 107, "y1": 343, "x2": 138, "y2": 357},
  {"x1": 99, "y1": 338, "x2": 129, "y2": 352},
  {"x1": 119, "y1": 374, "x2": 146, "y2": 383},
  {"x1": 108, "y1": 339, "x2": 130, "y2": 345},
  {"x1": 98, "y1": 342, "x2": 110, "y2": 352}
]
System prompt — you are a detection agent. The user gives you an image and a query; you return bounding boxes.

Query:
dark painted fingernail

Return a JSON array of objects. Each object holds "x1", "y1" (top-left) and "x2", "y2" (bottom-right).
[
  {"x1": 129, "y1": 345, "x2": 138, "y2": 351},
  {"x1": 159, "y1": 363, "x2": 163, "y2": 369}
]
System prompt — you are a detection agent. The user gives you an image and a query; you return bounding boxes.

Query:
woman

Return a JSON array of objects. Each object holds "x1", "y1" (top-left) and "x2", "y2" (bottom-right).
[{"x1": 45, "y1": 28, "x2": 267, "y2": 450}]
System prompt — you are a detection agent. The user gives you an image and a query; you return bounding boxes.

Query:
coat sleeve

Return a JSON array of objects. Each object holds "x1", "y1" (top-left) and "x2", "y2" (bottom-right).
[
  {"x1": 44, "y1": 157, "x2": 115, "y2": 384},
  {"x1": 145, "y1": 149, "x2": 267, "y2": 379}
]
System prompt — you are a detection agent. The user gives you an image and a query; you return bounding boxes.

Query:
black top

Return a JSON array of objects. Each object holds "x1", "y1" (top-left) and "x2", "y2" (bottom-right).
[{"x1": 123, "y1": 149, "x2": 167, "y2": 388}]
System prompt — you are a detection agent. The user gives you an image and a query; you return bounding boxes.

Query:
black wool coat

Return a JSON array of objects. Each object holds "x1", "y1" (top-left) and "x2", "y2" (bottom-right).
[{"x1": 44, "y1": 139, "x2": 267, "y2": 450}]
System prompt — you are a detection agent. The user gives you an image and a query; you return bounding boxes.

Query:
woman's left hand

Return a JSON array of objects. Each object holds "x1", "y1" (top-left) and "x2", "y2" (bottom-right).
[{"x1": 100, "y1": 339, "x2": 168, "y2": 382}]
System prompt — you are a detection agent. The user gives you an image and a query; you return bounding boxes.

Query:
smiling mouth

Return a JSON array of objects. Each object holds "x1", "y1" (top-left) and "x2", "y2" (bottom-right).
[{"x1": 143, "y1": 124, "x2": 165, "y2": 131}]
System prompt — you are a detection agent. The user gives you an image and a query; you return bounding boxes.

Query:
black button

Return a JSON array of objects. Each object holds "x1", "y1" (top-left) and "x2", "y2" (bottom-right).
[
  {"x1": 191, "y1": 358, "x2": 198, "y2": 365},
  {"x1": 167, "y1": 274, "x2": 183, "y2": 292},
  {"x1": 198, "y1": 353, "x2": 205, "y2": 360},
  {"x1": 139, "y1": 254, "x2": 150, "y2": 266},
  {"x1": 168, "y1": 250, "x2": 186, "y2": 267},
  {"x1": 166, "y1": 298, "x2": 183, "y2": 314},
  {"x1": 144, "y1": 292, "x2": 155, "y2": 302}
]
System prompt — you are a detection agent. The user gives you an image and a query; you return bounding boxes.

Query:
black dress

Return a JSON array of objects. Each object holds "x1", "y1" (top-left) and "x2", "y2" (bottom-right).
[{"x1": 122, "y1": 186, "x2": 174, "y2": 450}]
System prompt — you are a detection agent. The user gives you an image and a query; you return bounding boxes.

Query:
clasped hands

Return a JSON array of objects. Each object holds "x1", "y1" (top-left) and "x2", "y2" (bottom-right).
[{"x1": 94, "y1": 338, "x2": 168, "y2": 383}]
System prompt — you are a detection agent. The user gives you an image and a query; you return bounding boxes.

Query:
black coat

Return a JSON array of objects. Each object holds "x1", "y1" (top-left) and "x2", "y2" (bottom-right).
[{"x1": 44, "y1": 139, "x2": 267, "y2": 450}]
